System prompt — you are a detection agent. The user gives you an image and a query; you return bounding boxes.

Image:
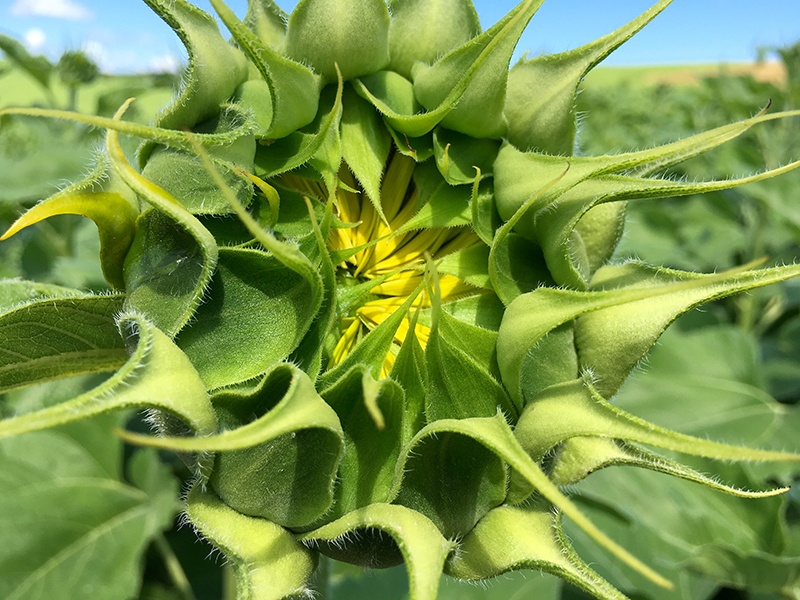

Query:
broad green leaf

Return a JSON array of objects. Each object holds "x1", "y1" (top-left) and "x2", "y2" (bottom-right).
[
  {"x1": 435, "y1": 243, "x2": 492, "y2": 290},
  {"x1": 122, "y1": 209, "x2": 212, "y2": 337},
  {"x1": 446, "y1": 503, "x2": 624, "y2": 600},
  {"x1": 186, "y1": 485, "x2": 317, "y2": 600},
  {"x1": 493, "y1": 109, "x2": 800, "y2": 239},
  {"x1": 0, "y1": 433, "x2": 178, "y2": 600},
  {"x1": 568, "y1": 464, "x2": 797, "y2": 599},
  {"x1": 254, "y1": 76, "x2": 344, "y2": 177},
  {"x1": 425, "y1": 309, "x2": 515, "y2": 422},
  {"x1": 120, "y1": 364, "x2": 344, "y2": 529},
  {"x1": 388, "y1": 307, "x2": 428, "y2": 439},
  {"x1": 0, "y1": 278, "x2": 82, "y2": 310},
  {"x1": 535, "y1": 160, "x2": 800, "y2": 287},
  {"x1": 351, "y1": 0, "x2": 542, "y2": 138},
  {"x1": 504, "y1": 0, "x2": 672, "y2": 154},
  {"x1": 1, "y1": 192, "x2": 138, "y2": 289},
  {"x1": 387, "y1": 0, "x2": 481, "y2": 80},
  {"x1": 298, "y1": 503, "x2": 455, "y2": 600},
  {"x1": 176, "y1": 247, "x2": 321, "y2": 389},
  {"x1": 396, "y1": 160, "x2": 471, "y2": 232},
  {"x1": 0, "y1": 293, "x2": 126, "y2": 393},
  {"x1": 285, "y1": 0, "x2": 390, "y2": 81},
  {"x1": 394, "y1": 430, "x2": 507, "y2": 539},
  {"x1": 288, "y1": 204, "x2": 339, "y2": 380},
  {"x1": 579, "y1": 261, "x2": 800, "y2": 397},
  {"x1": 0, "y1": 313, "x2": 217, "y2": 446},
  {"x1": 210, "y1": 0, "x2": 322, "y2": 138},
  {"x1": 140, "y1": 106, "x2": 256, "y2": 215}
]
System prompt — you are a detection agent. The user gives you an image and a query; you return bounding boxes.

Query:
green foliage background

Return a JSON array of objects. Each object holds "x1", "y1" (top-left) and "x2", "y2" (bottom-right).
[{"x1": 1, "y1": 35, "x2": 799, "y2": 600}]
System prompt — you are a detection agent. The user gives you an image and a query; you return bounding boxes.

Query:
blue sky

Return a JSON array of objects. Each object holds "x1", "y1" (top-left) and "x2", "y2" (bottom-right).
[{"x1": 2, "y1": 0, "x2": 800, "y2": 73}]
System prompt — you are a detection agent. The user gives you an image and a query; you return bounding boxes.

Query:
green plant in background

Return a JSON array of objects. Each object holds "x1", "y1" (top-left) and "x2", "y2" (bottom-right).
[
  {"x1": 1, "y1": 0, "x2": 799, "y2": 599},
  {"x1": 57, "y1": 50, "x2": 101, "y2": 111}
]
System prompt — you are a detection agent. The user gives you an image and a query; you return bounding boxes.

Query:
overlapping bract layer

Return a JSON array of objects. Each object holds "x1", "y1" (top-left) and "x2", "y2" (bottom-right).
[{"x1": 1, "y1": 0, "x2": 800, "y2": 598}]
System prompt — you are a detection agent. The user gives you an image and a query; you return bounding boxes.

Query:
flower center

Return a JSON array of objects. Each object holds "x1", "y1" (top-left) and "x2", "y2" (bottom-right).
[{"x1": 318, "y1": 151, "x2": 481, "y2": 375}]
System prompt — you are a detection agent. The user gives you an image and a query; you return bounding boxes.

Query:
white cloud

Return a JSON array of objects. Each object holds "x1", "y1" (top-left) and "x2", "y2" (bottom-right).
[
  {"x1": 83, "y1": 40, "x2": 108, "y2": 66},
  {"x1": 23, "y1": 28, "x2": 47, "y2": 52},
  {"x1": 10, "y1": 0, "x2": 93, "y2": 21},
  {"x1": 148, "y1": 53, "x2": 182, "y2": 74}
]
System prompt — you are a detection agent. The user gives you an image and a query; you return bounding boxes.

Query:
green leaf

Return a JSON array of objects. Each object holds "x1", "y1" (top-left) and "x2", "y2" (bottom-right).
[
  {"x1": 0, "y1": 293, "x2": 126, "y2": 393},
  {"x1": 285, "y1": 0, "x2": 390, "y2": 81},
  {"x1": 186, "y1": 485, "x2": 317, "y2": 600},
  {"x1": 176, "y1": 247, "x2": 321, "y2": 389},
  {"x1": 433, "y1": 127, "x2": 500, "y2": 185},
  {"x1": 210, "y1": 0, "x2": 322, "y2": 138},
  {"x1": 142, "y1": 0, "x2": 248, "y2": 137},
  {"x1": 254, "y1": 76, "x2": 344, "y2": 177},
  {"x1": 514, "y1": 377, "x2": 800, "y2": 465},
  {"x1": 1, "y1": 192, "x2": 138, "y2": 289},
  {"x1": 107, "y1": 112, "x2": 219, "y2": 337},
  {"x1": 140, "y1": 107, "x2": 256, "y2": 216},
  {"x1": 396, "y1": 160, "x2": 471, "y2": 232},
  {"x1": 391, "y1": 413, "x2": 673, "y2": 588},
  {"x1": 0, "y1": 279, "x2": 83, "y2": 309},
  {"x1": 412, "y1": 0, "x2": 543, "y2": 138},
  {"x1": 497, "y1": 261, "x2": 800, "y2": 405},
  {"x1": 299, "y1": 503, "x2": 455, "y2": 600},
  {"x1": 120, "y1": 364, "x2": 344, "y2": 529},
  {"x1": 0, "y1": 313, "x2": 217, "y2": 446},
  {"x1": 0, "y1": 432, "x2": 178, "y2": 600},
  {"x1": 446, "y1": 503, "x2": 625, "y2": 600},
  {"x1": 550, "y1": 437, "x2": 789, "y2": 499},
  {"x1": 387, "y1": 0, "x2": 481, "y2": 80},
  {"x1": 425, "y1": 309, "x2": 515, "y2": 422},
  {"x1": 341, "y1": 84, "x2": 392, "y2": 219},
  {"x1": 394, "y1": 429, "x2": 508, "y2": 539},
  {"x1": 579, "y1": 261, "x2": 800, "y2": 398},
  {"x1": 244, "y1": 0, "x2": 288, "y2": 47},
  {"x1": 504, "y1": 0, "x2": 672, "y2": 154},
  {"x1": 321, "y1": 368, "x2": 407, "y2": 520}
]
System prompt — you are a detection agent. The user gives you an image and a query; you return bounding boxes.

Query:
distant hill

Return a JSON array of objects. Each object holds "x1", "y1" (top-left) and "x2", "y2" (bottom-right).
[{"x1": 584, "y1": 61, "x2": 787, "y2": 88}]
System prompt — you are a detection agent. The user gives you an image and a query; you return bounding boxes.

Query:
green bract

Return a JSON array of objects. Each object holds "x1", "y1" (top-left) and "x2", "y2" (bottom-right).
[{"x1": 1, "y1": 0, "x2": 799, "y2": 598}]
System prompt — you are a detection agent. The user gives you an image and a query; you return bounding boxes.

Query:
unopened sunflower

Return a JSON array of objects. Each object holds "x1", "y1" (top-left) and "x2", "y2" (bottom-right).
[{"x1": 1, "y1": 0, "x2": 799, "y2": 598}]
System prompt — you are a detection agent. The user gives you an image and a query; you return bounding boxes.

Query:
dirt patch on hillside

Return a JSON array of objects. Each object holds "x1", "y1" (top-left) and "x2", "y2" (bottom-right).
[{"x1": 647, "y1": 61, "x2": 787, "y2": 86}]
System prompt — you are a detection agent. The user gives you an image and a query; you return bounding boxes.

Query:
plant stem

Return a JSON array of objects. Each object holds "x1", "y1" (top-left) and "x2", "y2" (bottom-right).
[{"x1": 154, "y1": 534, "x2": 196, "y2": 600}]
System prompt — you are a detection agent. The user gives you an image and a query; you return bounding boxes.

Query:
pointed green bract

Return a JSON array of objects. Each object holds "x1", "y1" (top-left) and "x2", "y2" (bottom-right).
[
  {"x1": 413, "y1": 0, "x2": 543, "y2": 138},
  {"x1": 186, "y1": 485, "x2": 317, "y2": 600},
  {"x1": 504, "y1": 0, "x2": 673, "y2": 154}
]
